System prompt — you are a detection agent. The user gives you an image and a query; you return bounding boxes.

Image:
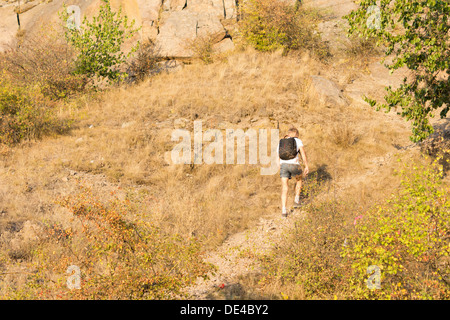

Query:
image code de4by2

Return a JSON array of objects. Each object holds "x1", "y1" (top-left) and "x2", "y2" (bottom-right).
[{"x1": 180, "y1": 304, "x2": 269, "y2": 317}]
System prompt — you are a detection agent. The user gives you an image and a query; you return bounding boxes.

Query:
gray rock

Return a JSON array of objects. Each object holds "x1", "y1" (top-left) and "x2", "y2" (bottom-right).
[
  {"x1": 212, "y1": 37, "x2": 235, "y2": 54},
  {"x1": 136, "y1": 0, "x2": 162, "y2": 40},
  {"x1": 310, "y1": 75, "x2": 348, "y2": 107},
  {"x1": 155, "y1": 11, "x2": 226, "y2": 58},
  {"x1": 189, "y1": 0, "x2": 227, "y2": 18},
  {"x1": 163, "y1": 0, "x2": 187, "y2": 11},
  {"x1": 121, "y1": 121, "x2": 136, "y2": 129}
]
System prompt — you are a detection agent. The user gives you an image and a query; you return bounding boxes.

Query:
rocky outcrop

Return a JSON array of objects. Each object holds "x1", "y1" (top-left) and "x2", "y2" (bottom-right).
[
  {"x1": 149, "y1": 0, "x2": 237, "y2": 58},
  {"x1": 0, "y1": 0, "x2": 238, "y2": 57},
  {"x1": 155, "y1": 10, "x2": 227, "y2": 58},
  {"x1": 136, "y1": 0, "x2": 162, "y2": 40},
  {"x1": 310, "y1": 75, "x2": 348, "y2": 107}
]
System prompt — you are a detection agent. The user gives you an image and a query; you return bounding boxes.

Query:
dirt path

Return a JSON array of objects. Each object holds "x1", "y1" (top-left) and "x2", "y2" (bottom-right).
[{"x1": 183, "y1": 208, "x2": 308, "y2": 299}]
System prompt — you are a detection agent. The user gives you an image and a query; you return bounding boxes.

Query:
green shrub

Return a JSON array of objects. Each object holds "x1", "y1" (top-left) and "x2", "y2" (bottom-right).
[
  {"x1": 343, "y1": 159, "x2": 450, "y2": 299},
  {"x1": 239, "y1": 0, "x2": 329, "y2": 58},
  {"x1": 0, "y1": 77, "x2": 70, "y2": 146}
]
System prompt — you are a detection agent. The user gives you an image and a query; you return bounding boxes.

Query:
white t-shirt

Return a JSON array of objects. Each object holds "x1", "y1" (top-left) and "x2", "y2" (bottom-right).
[{"x1": 277, "y1": 137, "x2": 303, "y2": 165}]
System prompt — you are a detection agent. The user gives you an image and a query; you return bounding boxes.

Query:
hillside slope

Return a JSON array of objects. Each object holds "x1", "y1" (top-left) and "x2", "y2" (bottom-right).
[{"x1": 1, "y1": 0, "x2": 448, "y2": 299}]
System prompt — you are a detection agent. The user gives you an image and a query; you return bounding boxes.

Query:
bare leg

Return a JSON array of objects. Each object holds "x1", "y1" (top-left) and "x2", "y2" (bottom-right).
[
  {"x1": 294, "y1": 175, "x2": 303, "y2": 200},
  {"x1": 281, "y1": 177, "x2": 289, "y2": 211}
]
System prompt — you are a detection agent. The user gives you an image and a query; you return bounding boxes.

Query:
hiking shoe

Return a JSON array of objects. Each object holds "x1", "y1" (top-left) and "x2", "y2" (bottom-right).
[
  {"x1": 281, "y1": 211, "x2": 288, "y2": 218},
  {"x1": 293, "y1": 201, "x2": 301, "y2": 208}
]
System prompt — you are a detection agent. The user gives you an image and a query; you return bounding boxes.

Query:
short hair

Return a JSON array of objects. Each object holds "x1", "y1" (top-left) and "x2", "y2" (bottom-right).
[{"x1": 288, "y1": 127, "x2": 299, "y2": 137}]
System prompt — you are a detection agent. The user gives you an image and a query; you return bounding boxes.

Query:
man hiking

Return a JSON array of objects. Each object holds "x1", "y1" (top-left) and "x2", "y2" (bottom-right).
[{"x1": 277, "y1": 127, "x2": 309, "y2": 217}]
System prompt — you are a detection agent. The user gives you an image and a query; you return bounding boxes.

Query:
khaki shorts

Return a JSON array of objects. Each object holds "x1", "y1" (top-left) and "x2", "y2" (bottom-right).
[{"x1": 280, "y1": 163, "x2": 303, "y2": 179}]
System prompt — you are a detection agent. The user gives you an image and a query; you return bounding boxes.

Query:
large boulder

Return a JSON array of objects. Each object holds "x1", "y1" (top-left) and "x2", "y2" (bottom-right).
[
  {"x1": 212, "y1": 37, "x2": 235, "y2": 54},
  {"x1": 223, "y1": 0, "x2": 236, "y2": 19},
  {"x1": 310, "y1": 75, "x2": 348, "y2": 107},
  {"x1": 188, "y1": 0, "x2": 226, "y2": 18},
  {"x1": 136, "y1": 0, "x2": 162, "y2": 40},
  {"x1": 154, "y1": 10, "x2": 226, "y2": 58},
  {"x1": 162, "y1": 0, "x2": 187, "y2": 11}
]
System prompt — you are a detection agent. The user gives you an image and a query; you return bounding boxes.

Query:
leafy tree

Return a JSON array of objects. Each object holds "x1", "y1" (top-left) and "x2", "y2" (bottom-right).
[
  {"x1": 60, "y1": 0, "x2": 140, "y2": 85},
  {"x1": 345, "y1": 0, "x2": 450, "y2": 142}
]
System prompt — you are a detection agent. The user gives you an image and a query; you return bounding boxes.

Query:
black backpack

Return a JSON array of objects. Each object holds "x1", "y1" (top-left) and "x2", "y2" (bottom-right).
[{"x1": 279, "y1": 137, "x2": 298, "y2": 160}]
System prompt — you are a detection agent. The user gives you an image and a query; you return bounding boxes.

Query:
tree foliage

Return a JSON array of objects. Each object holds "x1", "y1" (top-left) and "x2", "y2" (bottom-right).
[
  {"x1": 60, "y1": 0, "x2": 140, "y2": 85},
  {"x1": 345, "y1": 0, "x2": 450, "y2": 142}
]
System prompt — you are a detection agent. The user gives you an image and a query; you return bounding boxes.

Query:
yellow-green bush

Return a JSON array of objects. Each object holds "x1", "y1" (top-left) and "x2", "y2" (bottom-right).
[
  {"x1": 239, "y1": 0, "x2": 329, "y2": 58},
  {"x1": 343, "y1": 159, "x2": 450, "y2": 299},
  {"x1": 0, "y1": 77, "x2": 70, "y2": 146},
  {"x1": 187, "y1": 35, "x2": 215, "y2": 65}
]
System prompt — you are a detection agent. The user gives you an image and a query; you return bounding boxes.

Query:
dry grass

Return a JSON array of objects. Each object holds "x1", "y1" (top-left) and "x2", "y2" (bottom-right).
[
  {"x1": 330, "y1": 123, "x2": 360, "y2": 148},
  {"x1": 0, "y1": 46, "x2": 419, "y2": 298}
]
